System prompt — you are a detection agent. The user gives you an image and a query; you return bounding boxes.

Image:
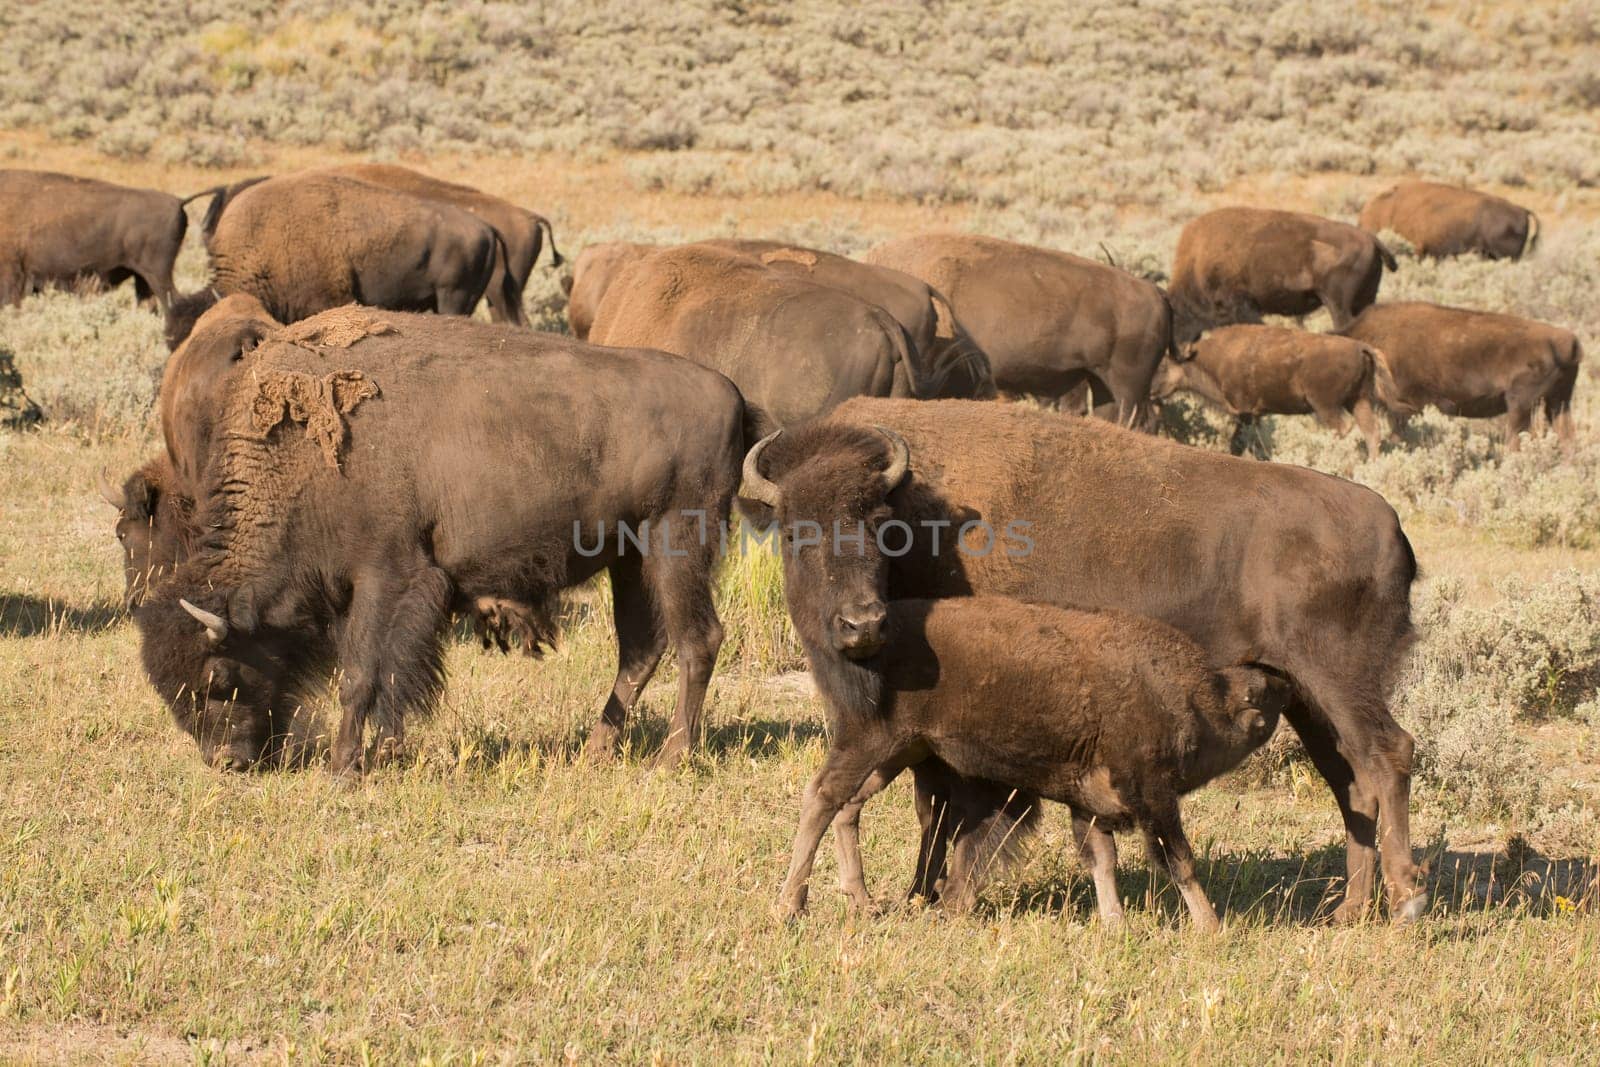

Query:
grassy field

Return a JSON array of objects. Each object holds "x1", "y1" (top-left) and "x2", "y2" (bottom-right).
[{"x1": 4, "y1": 1, "x2": 1600, "y2": 1061}]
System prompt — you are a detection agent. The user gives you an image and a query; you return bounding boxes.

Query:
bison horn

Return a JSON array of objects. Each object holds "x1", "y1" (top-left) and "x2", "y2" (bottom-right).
[
  {"x1": 741, "y1": 431, "x2": 783, "y2": 508},
  {"x1": 875, "y1": 426, "x2": 912, "y2": 491},
  {"x1": 180, "y1": 599, "x2": 229, "y2": 643},
  {"x1": 96, "y1": 468, "x2": 124, "y2": 509}
]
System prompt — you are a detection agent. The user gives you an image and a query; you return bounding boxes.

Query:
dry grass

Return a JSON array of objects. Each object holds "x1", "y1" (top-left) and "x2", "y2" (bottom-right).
[{"x1": 3, "y1": 2, "x2": 1600, "y2": 1060}]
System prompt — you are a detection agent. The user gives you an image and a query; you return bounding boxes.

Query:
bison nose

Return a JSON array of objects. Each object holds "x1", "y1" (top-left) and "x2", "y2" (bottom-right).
[
  {"x1": 833, "y1": 602, "x2": 888, "y2": 658},
  {"x1": 206, "y1": 743, "x2": 256, "y2": 773}
]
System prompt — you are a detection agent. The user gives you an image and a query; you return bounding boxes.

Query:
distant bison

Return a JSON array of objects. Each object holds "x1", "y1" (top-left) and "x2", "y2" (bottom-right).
[
  {"x1": 1338, "y1": 302, "x2": 1581, "y2": 451},
  {"x1": 564, "y1": 241, "x2": 658, "y2": 340},
  {"x1": 0, "y1": 170, "x2": 188, "y2": 311},
  {"x1": 865, "y1": 233, "x2": 1171, "y2": 426},
  {"x1": 1359, "y1": 180, "x2": 1538, "y2": 260},
  {"x1": 324, "y1": 164, "x2": 563, "y2": 326},
  {"x1": 745, "y1": 397, "x2": 1427, "y2": 923},
  {"x1": 1152, "y1": 325, "x2": 1397, "y2": 458},
  {"x1": 138, "y1": 307, "x2": 748, "y2": 772},
  {"x1": 166, "y1": 173, "x2": 497, "y2": 349},
  {"x1": 589, "y1": 244, "x2": 983, "y2": 427},
  {"x1": 1169, "y1": 207, "x2": 1397, "y2": 342}
]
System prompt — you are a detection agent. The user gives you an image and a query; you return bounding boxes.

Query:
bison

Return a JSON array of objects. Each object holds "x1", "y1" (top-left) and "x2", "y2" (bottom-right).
[
  {"x1": 137, "y1": 306, "x2": 748, "y2": 771},
  {"x1": 1151, "y1": 325, "x2": 1398, "y2": 458},
  {"x1": 1337, "y1": 302, "x2": 1581, "y2": 451},
  {"x1": 563, "y1": 241, "x2": 659, "y2": 341},
  {"x1": 1169, "y1": 207, "x2": 1398, "y2": 342},
  {"x1": 864, "y1": 233, "x2": 1172, "y2": 426},
  {"x1": 165, "y1": 173, "x2": 498, "y2": 349},
  {"x1": 324, "y1": 164, "x2": 563, "y2": 326},
  {"x1": 739, "y1": 398, "x2": 1426, "y2": 922},
  {"x1": 1359, "y1": 180, "x2": 1538, "y2": 260},
  {"x1": 97, "y1": 455, "x2": 193, "y2": 608},
  {"x1": 588, "y1": 243, "x2": 980, "y2": 427},
  {"x1": 0, "y1": 170, "x2": 189, "y2": 311}
]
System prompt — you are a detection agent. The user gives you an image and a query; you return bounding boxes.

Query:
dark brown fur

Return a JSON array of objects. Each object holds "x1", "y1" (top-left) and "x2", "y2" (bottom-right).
[
  {"x1": 138, "y1": 308, "x2": 746, "y2": 772},
  {"x1": 742, "y1": 399, "x2": 1425, "y2": 922},
  {"x1": 99, "y1": 454, "x2": 195, "y2": 607},
  {"x1": 1169, "y1": 207, "x2": 1397, "y2": 342},
  {"x1": 0, "y1": 170, "x2": 187, "y2": 312},
  {"x1": 865, "y1": 233, "x2": 1172, "y2": 426},
  {"x1": 165, "y1": 173, "x2": 498, "y2": 349},
  {"x1": 1359, "y1": 180, "x2": 1537, "y2": 260},
  {"x1": 1337, "y1": 302, "x2": 1582, "y2": 452},
  {"x1": 1152, "y1": 324, "x2": 1398, "y2": 458}
]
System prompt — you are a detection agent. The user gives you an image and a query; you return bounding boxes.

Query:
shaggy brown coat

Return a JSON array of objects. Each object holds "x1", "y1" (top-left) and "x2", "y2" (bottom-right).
[
  {"x1": 1337, "y1": 302, "x2": 1581, "y2": 451},
  {"x1": 1169, "y1": 207, "x2": 1397, "y2": 341},
  {"x1": 743, "y1": 398, "x2": 1425, "y2": 923},
  {"x1": 137, "y1": 308, "x2": 746, "y2": 772},
  {"x1": 1152, "y1": 325, "x2": 1398, "y2": 458},
  {"x1": 864, "y1": 233, "x2": 1172, "y2": 426},
  {"x1": 98, "y1": 454, "x2": 193, "y2": 607},
  {"x1": 166, "y1": 173, "x2": 497, "y2": 347},
  {"x1": 768, "y1": 590, "x2": 1288, "y2": 929},
  {"x1": 589, "y1": 244, "x2": 958, "y2": 427},
  {"x1": 0, "y1": 170, "x2": 188, "y2": 310},
  {"x1": 1359, "y1": 180, "x2": 1537, "y2": 260}
]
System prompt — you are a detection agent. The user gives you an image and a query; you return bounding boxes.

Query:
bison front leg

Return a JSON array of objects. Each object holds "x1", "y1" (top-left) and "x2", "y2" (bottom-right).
[
  {"x1": 1071, "y1": 812, "x2": 1125, "y2": 927},
  {"x1": 584, "y1": 557, "x2": 666, "y2": 762},
  {"x1": 831, "y1": 765, "x2": 905, "y2": 912},
  {"x1": 1141, "y1": 808, "x2": 1220, "y2": 932},
  {"x1": 778, "y1": 741, "x2": 891, "y2": 921},
  {"x1": 331, "y1": 563, "x2": 452, "y2": 776}
]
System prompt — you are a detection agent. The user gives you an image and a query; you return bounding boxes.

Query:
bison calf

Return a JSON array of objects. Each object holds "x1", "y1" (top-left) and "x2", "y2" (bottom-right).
[
  {"x1": 1152, "y1": 325, "x2": 1396, "y2": 458},
  {"x1": 744, "y1": 428, "x2": 1289, "y2": 929}
]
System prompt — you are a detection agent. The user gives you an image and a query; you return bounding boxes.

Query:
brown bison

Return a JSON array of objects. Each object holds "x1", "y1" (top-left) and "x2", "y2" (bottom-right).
[
  {"x1": 864, "y1": 233, "x2": 1172, "y2": 426},
  {"x1": 0, "y1": 170, "x2": 189, "y2": 311},
  {"x1": 1338, "y1": 302, "x2": 1581, "y2": 451},
  {"x1": 1359, "y1": 180, "x2": 1538, "y2": 260},
  {"x1": 137, "y1": 307, "x2": 749, "y2": 772},
  {"x1": 324, "y1": 164, "x2": 562, "y2": 326},
  {"x1": 752, "y1": 512, "x2": 1287, "y2": 928},
  {"x1": 739, "y1": 398, "x2": 1426, "y2": 923},
  {"x1": 589, "y1": 244, "x2": 980, "y2": 427},
  {"x1": 1169, "y1": 207, "x2": 1398, "y2": 342},
  {"x1": 1152, "y1": 325, "x2": 1398, "y2": 458},
  {"x1": 563, "y1": 241, "x2": 659, "y2": 341},
  {"x1": 165, "y1": 173, "x2": 497, "y2": 349}
]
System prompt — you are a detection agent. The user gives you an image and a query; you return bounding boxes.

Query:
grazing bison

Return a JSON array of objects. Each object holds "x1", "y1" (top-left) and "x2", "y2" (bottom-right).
[
  {"x1": 589, "y1": 244, "x2": 978, "y2": 427},
  {"x1": 138, "y1": 307, "x2": 746, "y2": 771},
  {"x1": 165, "y1": 173, "x2": 497, "y2": 349},
  {"x1": 324, "y1": 164, "x2": 563, "y2": 326},
  {"x1": 1152, "y1": 325, "x2": 1398, "y2": 458},
  {"x1": 1359, "y1": 180, "x2": 1538, "y2": 261},
  {"x1": 739, "y1": 398, "x2": 1425, "y2": 922},
  {"x1": 864, "y1": 233, "x2": 1171, "y2": 426},
  {"x1": 1169, "y1": 207, "x2": 1397, "y2": 342},
  {"x1": 1338, "y1": 302, "x2": 1581, "y2": 451},
  {"x1": 564, "y1": 241, "x2": 659, "y2": 340},
  {"x1": 0, "y1": 170, "x2": 188, "y2": 311},
  {"x1": 698, "y1": 239, "x2": 995, "y2": 401}
]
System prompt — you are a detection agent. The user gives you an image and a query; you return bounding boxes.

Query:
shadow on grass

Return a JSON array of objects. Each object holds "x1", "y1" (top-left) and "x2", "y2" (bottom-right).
[
  {"x1": 986, "y1": 840, "x2": 1598, "y2": 928},
  {"x1": 0, "y1": 592, "x2": 123, "y2": 637}
]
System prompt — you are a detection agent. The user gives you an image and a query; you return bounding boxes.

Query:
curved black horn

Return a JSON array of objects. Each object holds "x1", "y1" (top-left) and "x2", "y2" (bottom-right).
[
  {"x1": 874, "y1": 426, "x2": 911, "y2": 489},
  {"x1": 741, "y1": 431, "x2": 783, "y2": 507}
]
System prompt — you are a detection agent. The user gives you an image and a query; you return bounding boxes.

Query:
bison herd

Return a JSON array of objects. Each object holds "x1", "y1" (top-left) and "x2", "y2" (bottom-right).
[{"x1": 2, "y1": 161, "x2": 1580, "y2": 929}]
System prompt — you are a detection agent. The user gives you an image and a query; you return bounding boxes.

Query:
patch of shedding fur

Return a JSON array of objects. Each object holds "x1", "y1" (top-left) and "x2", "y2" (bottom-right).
[
  {"x1": 277, "y1": 306, "x2": 396, "y2": 349},
  {"x1": 245, "y1": 369, "x2": 379, "y2": 469},
  {"x1": 759, "y1": 248, "x2": 818, "y2": 269}
]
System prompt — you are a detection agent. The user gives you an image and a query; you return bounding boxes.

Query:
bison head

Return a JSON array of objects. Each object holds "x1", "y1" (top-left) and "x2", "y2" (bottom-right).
[
  {"x1": 135, "y1": 588, "x2": 293, "y2": 770},
  {"x1": 99, "y1": 462, "x2": 190, "y2": 608},
  {"x1": 739, "y1": 423, "x2": 911, "y2": 660}
]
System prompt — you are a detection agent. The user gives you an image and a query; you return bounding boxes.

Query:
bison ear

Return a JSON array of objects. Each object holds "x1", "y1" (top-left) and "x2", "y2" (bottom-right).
[
  {"x1": 233, "y1": 321, "x2": 273, "y2": 362},
  {"x1": 122, "y1": 472, "x2": 155, "y2": 520}
]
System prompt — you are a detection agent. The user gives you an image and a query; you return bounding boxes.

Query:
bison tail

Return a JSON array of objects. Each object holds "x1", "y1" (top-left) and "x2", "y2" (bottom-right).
[
  {"x1": 1374, "y1": 238, "x2": 1399, "y2": 272},
  {"x1": 180, "y1": 185, "x2": 226, "y2": 207},
  {"x1": 1363, "y1": 345, "x2": 1402, "y2": 410},
  {"x1": 1523, "y1": 211, "x2": 1541, "y2": 258},
  {"x1": 534, "y1": 214, "x2": 564, "y2": 268}
]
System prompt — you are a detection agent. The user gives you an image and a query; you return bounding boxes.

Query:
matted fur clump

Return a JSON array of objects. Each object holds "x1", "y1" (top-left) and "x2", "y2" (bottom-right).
[{"x1": 245, "y1": 368, "x2": 379, "y2": 470}]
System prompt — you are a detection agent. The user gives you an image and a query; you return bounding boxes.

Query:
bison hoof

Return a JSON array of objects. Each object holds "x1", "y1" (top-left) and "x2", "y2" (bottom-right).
[
  {"x1": 774, "y1": 892, "x2": 809, "y2": 924},
  {"x1": 580, "y1": 729, "x2": 621, "y2": 764},
  {"x1": 1392, "y1": 891, "x2": 1429, "y2": 924}
]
